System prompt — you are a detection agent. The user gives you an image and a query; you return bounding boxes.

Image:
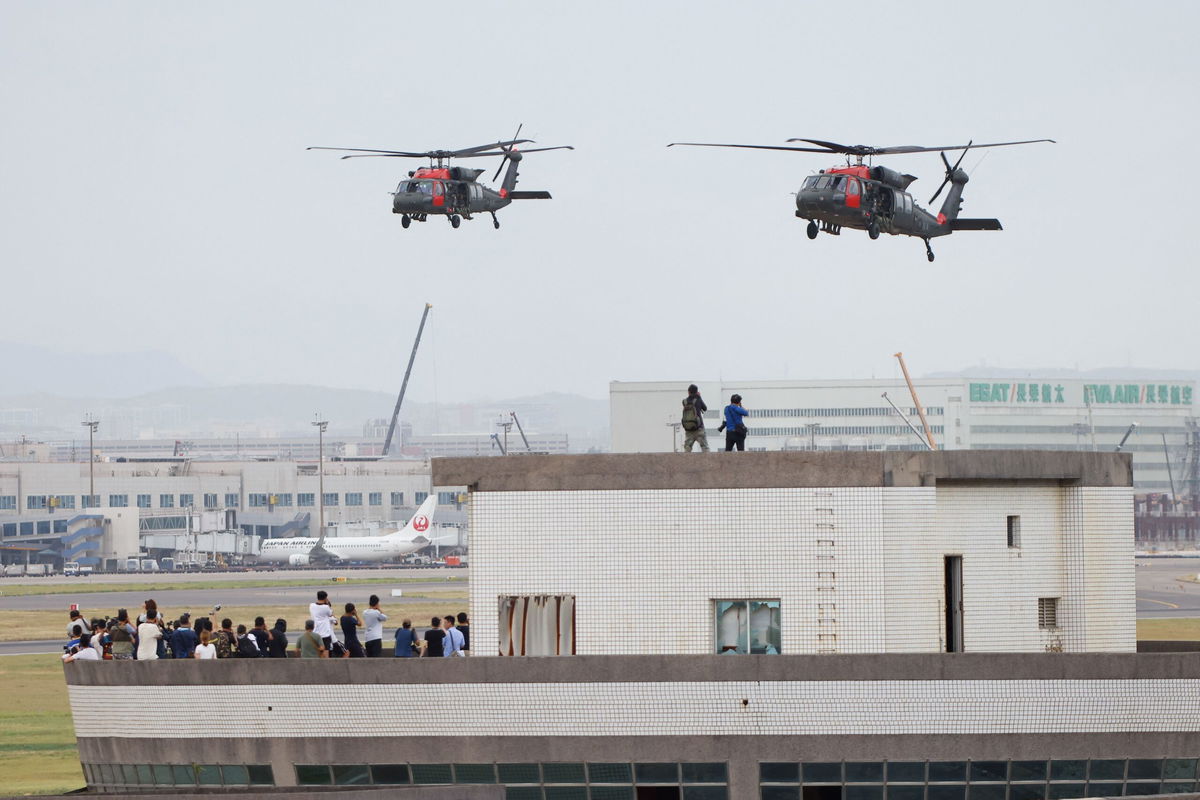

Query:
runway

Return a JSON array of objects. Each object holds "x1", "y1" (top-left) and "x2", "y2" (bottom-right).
[
  {"x1": 0, "y1": 574, "x2": 467, "y2": 613},
  {"x1": 1135, "y1": 556, "x2": 1200, "y2": 618}
]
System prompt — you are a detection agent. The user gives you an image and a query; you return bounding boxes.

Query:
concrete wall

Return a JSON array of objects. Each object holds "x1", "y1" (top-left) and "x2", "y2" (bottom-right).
[
  {"x1": 65, "y1": 654, "x2": 1200, "y2": 797},
  {"x1": 432, "y1": 450, "x2": 1133, "y2": 491}
]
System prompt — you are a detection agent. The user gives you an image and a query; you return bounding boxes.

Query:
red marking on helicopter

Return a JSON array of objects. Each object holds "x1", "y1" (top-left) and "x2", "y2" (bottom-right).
[
  {"x1": 829, "y1": 166, "x2": 871, "y2": 180},
  {"x1": 413, "y1": 515, "x2": 429, "y2": 533},
  {"x1": 937, "y1": 213, "x2": 947, "y2": 225},
  {"x1": 845, "y1": 178, "x2": 862, "y2": 209},
  {"x1": 414, "y1": 168, "x2": 451, "y2": 180},
  {"x1": 499, "y1": 188, "x2": 508, "y2": 199}
]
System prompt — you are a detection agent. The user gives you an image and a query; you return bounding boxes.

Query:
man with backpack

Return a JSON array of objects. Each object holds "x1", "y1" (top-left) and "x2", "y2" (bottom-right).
[
  {"x1": 215, "y1": 618, "x2": 237, "y2": 659},
  {"x1": 680, "y1": 384, "x2": 709, "y2": 452}
]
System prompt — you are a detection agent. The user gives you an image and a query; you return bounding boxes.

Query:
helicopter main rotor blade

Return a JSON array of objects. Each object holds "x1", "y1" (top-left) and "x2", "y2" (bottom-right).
[
  {"x1": 668, "y1": 142, "x2": 838, "y2": 154},
  {"x1": 511, "y1": 145, "x2": 575, "y2": 154},
  {"x1": 307, "y1": 146, "x2": 432, "y2": 156},
  {"x1": 451, "y1": 137, "x2": 534, "y2": 157},
  {"x1": 786, "y1": 138, "x2": 1055, "y2": 157}
]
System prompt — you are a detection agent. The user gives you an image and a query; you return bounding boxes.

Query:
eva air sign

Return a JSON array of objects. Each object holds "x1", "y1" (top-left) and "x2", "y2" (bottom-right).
[{"x1": 969, "y1": 382, "x2": 1194, "y2": 406}]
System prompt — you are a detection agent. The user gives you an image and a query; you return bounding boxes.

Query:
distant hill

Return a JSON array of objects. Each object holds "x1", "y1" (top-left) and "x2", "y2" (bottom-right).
[
  {"x1": 0, "y1": 341, "x2": 209, "y2": 397},
  {"x1": 0, "y1": 383, "x2": 609, "y2": 449}
]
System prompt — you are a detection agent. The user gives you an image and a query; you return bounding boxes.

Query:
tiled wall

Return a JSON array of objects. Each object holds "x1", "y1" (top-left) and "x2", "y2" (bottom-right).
[
  {"x1": 469, "y1": 486, "x2": 1134, "y2": 657},
  {"x1": 69, "y1": 678, "x2": 1200, "y2": 739}
]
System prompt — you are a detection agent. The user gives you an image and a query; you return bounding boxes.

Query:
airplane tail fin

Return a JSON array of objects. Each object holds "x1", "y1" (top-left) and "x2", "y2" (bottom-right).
[{"x1": 387, "y1": 494, "x2": 438, "y2": 540}]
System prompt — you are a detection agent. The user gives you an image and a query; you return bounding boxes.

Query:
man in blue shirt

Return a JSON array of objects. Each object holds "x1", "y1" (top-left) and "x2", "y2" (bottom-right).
[
  {"x1": 393, "y1": 619, "x2": 418, "y2": 657},
  {"x1": 722, "y1": 394, "x2": 749, "y2": 452},
  {"x1": 171, "y1": 614, "x2": 198, "y2": 658}
]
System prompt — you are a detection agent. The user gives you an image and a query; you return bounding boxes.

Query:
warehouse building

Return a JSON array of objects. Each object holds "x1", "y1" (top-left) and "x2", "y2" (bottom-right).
[{"x1": 610, "y1": 377, "x2": 1197, "y2": 493}]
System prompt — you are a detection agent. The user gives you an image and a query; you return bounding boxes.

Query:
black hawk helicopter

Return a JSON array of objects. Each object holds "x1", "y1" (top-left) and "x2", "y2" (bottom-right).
[
  {"x1": 668, "y1": 137, "x2": 1055, "y2": 261},
  {"x1": 308, "y1": 127, "x2": 573, "y2": 229}
]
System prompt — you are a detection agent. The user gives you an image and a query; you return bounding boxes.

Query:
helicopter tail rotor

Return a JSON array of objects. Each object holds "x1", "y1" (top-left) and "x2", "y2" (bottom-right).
[
  {"x1": 492, "y1": 124, "x2": 524, "y2": 182},
  {"x1": 928, "y1": 140, "x2": 972, "y2": 205}
]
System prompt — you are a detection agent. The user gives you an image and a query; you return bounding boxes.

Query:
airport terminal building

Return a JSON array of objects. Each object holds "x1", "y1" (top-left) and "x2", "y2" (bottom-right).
[
  {"x1": 62, "y1": 451, "x2": 1200, "y2": 799},
  {"x1": 610, "y1": 377, "x2": 1198, "y2": 494},
  {"x1": 0, "y1": 458, "x2": 458, "y2": 570}
]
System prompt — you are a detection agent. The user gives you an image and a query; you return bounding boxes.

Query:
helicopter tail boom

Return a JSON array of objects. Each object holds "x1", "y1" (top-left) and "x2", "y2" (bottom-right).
[
  {"x1": 507, "y1": 190, "x2": 552, "y2": 200},
  {"x1": 950, "y1": 218, "x2": 1002, "y2": 231}
]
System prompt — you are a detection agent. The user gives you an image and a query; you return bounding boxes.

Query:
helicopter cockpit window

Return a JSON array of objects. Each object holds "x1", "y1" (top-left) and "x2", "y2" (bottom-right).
[
  {"x1": 846, "y1": 178, "x2": 861, "y2": 196},
  {"x1": 830, "y1": 176, "x2": 846, "y2": 192},
  {"x1": 397, "y1": 180, "x2": 433, "y2": 195},
  {"x1": 803, "y1": 176, "x2": 820, "y2": 189}
]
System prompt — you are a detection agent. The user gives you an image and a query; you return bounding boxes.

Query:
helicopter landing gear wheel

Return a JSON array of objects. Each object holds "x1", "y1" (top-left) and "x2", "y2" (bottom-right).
[
  {"x1": 449, "y1": 215, "x2": 461, "y2": 229},
  {"x1": 491, "y1": 212, "x2": 500, "y2": 230},
  {"x1": 806, "y1": 221, "x2": 818, "y2": 240},
  {"x1": 924, "y1": 239, "x2": 935, "y2": 262},
  {"x1": 400, "y1": 215, "x2": 410, "y2": 229},
  {"x1": 868, "y1": 222, "x2": 880, "y2": 240}
]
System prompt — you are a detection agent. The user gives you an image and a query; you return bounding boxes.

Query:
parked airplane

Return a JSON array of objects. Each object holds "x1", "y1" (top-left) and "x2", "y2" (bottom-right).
[{"x1": 257, "y1": 496, "x2": 439, "y2": 567}]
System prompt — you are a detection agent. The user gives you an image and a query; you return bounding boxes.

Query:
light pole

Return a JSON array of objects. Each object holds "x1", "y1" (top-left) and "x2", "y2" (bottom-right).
[
  {"x1": 805, "y1": 422, "x2": 821, "y2": 451},
  {"x1": 81, "y1": 416, "x2": 99, "y2": 508},
  {"x1": 312, "y1": 417, "x2": 328, "y2": 532}
]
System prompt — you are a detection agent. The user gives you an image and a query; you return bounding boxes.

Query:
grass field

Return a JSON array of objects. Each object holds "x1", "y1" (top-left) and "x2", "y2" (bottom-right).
[
  {"x1": 0, "y1": 575, "x2": 462, "y2": 598},
  {"x1": 1136, "y1": 617, "x2": 1200, "y2": 640},
  {"x1": 0, "y1": 654, "x2": 84, "y2": 796}
]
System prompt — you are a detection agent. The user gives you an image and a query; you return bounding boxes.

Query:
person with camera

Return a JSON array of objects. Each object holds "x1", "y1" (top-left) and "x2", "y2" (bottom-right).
[
  {"x1": 681, "y1": 384, "x2": 709, "y2": 452},
  {"x1": 171, "y1": 614, "x2": 198, "y2": 659},
  {"x1": 393, "y1": 619, "x2": 418, "y2": 658},
  {"x1": 721, "y1": 394, "x2": 749, "y2": 452},
  {"x1": 136, "y1": 611, "x2": 163, "y2": 661},
  {"x1": 110, "y1": 609, "x2": 136, "y2": 660},
  {"x1": 362, "y1": 595, "x2": 387, "y2": 658},
  {"x1": 267, "y1": 619, "x2": 289, "y2": 658},
  {"x1": 63, "y1": 632, "x2": 100, "y2": 662},
  {"x1": 310, "y1": 590, "x2": 335, "y2": 650}
]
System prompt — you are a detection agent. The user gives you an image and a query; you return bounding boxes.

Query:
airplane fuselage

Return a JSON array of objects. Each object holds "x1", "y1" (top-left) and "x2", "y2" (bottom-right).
[{"x1": 257, "y1": 534, "x2": 424, "y2": 565}]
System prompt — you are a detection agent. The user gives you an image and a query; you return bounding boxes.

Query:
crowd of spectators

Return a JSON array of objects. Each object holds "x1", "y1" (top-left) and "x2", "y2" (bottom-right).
[{"x1": 62, "y1": 593, "x2": 469, "y2": 661}]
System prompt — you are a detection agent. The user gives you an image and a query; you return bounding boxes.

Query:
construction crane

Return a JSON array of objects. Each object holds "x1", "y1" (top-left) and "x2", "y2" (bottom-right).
[
  {"x1": 382, "y1": 303, "x2": 432, "y2": 457},
  {"x1": 893, "y1": 352, "x2": 937, "y2": 450},
  {"x1": 511, "y1": 412, "x2": 533, "y2": 453}
]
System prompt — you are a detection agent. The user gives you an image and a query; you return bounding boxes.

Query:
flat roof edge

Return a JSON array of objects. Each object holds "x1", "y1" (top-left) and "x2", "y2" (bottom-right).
[{"x1": 432, "y1": 451, "x2": 1133, "y2": 492}]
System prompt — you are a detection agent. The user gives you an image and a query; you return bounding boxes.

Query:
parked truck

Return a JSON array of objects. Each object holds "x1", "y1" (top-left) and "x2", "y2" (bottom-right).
[{"x1": 63, "y1": 562, "x2": 80, "y2": 577}]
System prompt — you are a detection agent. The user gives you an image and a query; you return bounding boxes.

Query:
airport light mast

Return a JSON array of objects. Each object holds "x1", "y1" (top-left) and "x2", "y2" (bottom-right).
[
  {"x1": 312, "y1": 417, "x2": 328, "y2": 532},
  {"x1": 81, "y1": 416, "x2": 99, "y2": 508}
]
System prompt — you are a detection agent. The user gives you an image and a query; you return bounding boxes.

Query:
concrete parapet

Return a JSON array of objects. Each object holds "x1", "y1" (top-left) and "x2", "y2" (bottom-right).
[{"x1": 432, "y1": 450, "x2": 1133, "y2": 492}]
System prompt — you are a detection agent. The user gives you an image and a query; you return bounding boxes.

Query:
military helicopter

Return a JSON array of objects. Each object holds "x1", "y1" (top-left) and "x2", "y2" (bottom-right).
[
  {"x1": 308, "y1": 127, "x2": 573, "y2": 229},
  {"x1": 668, "y1": 137, "x2": 1054, "y2": 261}
]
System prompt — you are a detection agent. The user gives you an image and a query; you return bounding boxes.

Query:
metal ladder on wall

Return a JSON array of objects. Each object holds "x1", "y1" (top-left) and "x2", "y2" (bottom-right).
[{"x1": 814, "y1": 491, "x2": 838, "y2": 653}]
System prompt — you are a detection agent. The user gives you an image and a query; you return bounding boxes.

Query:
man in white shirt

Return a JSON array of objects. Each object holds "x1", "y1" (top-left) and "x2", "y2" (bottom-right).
[
  {"x1": 63, "y1": 633, "x2": 100, "y2": 662},
  {"x1": 67, "y1": 610, "x2": 87, "y2": 640},
  {"x1": 362, "y1": 595, "x2": 388, "y2": 658},
  {"x1": 136, "y1": 612, "x2": 163, "y2": 660},
  {"x1": 310, "y1": 591, "x2": 335, "y2": 649}
]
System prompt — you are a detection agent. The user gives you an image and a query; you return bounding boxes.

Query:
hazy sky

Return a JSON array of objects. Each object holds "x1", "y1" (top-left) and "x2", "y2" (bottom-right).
[{"x1": 2, "y1": 1, "x2": 1196, "y2": 403}]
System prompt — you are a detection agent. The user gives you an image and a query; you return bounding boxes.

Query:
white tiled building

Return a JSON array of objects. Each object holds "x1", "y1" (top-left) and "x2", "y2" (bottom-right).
[{"x1": 443, "y1": 451, "x2": 1135, "y2": 657}]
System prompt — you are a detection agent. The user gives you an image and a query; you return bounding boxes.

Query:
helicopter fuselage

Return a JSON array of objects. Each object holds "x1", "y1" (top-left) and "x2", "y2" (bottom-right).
[
  {"x1": 391, "y1": 167, "x2": 513, "y2": 219},
  {"x1": 795, "y1": 165, "x2": 950, "y2": 240}
]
